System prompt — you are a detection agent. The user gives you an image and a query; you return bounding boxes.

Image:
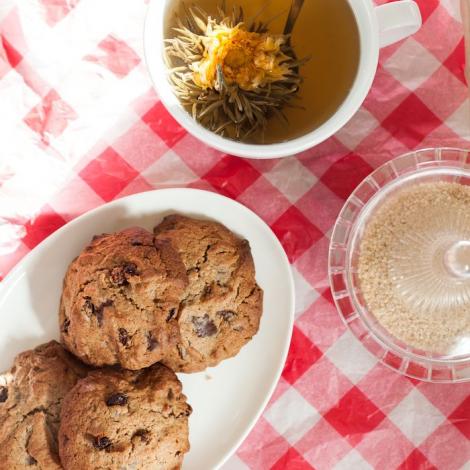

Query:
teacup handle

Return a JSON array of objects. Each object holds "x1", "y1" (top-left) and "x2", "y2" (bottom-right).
[{"x1": 375, "y1": 0, "x2": 422, "y2": 48}]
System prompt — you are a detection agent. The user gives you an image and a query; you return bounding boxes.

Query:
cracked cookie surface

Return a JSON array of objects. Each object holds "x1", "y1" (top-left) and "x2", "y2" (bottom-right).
[
  {"x1": 0, "y1": 341, "x2": 89, "y2": 469},
  {"x1": 59, "y1": 227, "x2": 188, "y2": 370},
  {"x1": 154, "y1": 215, "x2": 263, "y2": 372},
  {"x1": 58, "y1": 364, "x2": 191, "y2": 470}
]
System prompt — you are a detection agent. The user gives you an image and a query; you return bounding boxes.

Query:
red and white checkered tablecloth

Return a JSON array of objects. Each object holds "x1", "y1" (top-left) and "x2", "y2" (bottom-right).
[{"x1": 1, "y1": 0, "x2": 469, "y2": 468}]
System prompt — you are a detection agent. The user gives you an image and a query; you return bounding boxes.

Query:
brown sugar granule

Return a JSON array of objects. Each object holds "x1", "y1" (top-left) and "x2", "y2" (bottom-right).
[{"x1": 358, "y1": 182, "x2": 470, "y2": 354}]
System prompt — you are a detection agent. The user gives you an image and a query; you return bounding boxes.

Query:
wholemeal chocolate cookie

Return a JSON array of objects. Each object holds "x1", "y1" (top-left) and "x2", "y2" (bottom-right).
[
  {"x1": 0, "y1": 341, "x2": 89, "y2": 469},
  {"x1": 154, "y1": 215, "x2": 263, "y2": 372},
  {"x1": 59, "y1": 227, "x2": 188, "y2": 370},
  {"x1": 59, "y1": 364, "x2": 191, "y2": 470}
]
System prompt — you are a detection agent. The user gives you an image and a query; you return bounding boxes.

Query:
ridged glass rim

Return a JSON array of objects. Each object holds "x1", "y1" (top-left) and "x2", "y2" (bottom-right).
[{"x1": 328, "y1": 148, "x2": 470, "y2": 383}]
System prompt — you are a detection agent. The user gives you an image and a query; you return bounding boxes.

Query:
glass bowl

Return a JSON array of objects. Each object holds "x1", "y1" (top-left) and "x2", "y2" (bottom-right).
[{"x1": 329, "y1": 148, "x2": 470, "y2": 383}]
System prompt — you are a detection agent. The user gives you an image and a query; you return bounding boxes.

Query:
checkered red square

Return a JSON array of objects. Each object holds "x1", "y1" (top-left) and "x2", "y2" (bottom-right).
[
  {"x1": 22, "y1": 205, "x2": 67, "y2": 249},
  {"x1": 398, "y1": 449, "x2": 438, "y2": 470},
  {"x1": 24, "y1": 89, "x2": 78, "y2": 141},
  {"x1": 84, "y1": 35, "x2": 141, "y2": 79},
  {"x1": 320, "y1": 153, "x2": 373, "y2": 200},
  {"x1": 448, "y1": 395, "x2": 470, "y2": 439},
  {"x1": 282, "y1": 326, "x2": 323, "y2": 385},
  {"x1": 444, "y1": 38, "x2": 466, "y2": 84},
  {"x1": 324, "y1": 387, "x2": 386, "y2": 446},
  {"x1": 142, "y1": 101, "x2": 187, "y2": 148},
  {"x1": 271, "y1": 447, "x2": 314, "y2": 470},
  {"x1": 202, "y1": 155, "x2": 261, "y2": 198},
  {"x1": 382, "y1": 94, "x2": 442, "y2": 149},
  {"x1": 271, "y1": 207, "x2": 323, "y2": 263},
  {"x1": 79, "y1": 147, "x2": 139, "y2": 201},
  {"x1": 39, "y1": 0, "x2": 80, "y2": 26},
  {"x1": 413, "y1": 0, "x2": 439, "y2": 22},
  {"x1": 0, "y1": 35, "x2": 22, "y2": 72}
]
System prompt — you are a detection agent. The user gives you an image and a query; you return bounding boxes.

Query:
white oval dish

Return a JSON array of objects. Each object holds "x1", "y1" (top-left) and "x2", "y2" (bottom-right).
[{"x1": 0, "y1": 188, "x2": 295, "y2": 469}]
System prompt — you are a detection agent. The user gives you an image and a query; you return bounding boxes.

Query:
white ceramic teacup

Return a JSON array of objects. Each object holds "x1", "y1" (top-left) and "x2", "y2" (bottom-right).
[{"x1": 144, "y1": 0, "x2": 422, "y2": 159}]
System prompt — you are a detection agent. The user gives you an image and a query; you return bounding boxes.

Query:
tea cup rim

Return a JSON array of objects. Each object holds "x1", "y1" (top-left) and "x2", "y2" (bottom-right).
[{"x1": 144, "y1": 0, "x2": 379, "y2": 159}]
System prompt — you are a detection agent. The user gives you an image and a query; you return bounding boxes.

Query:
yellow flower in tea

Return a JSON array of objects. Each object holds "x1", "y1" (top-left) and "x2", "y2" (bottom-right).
[
  {"x1": 165, "y1": 5, "x2": 306, "y2": 141},
  {"x1": 192, "y1": 21, "x2": 291, "y2": 91}
]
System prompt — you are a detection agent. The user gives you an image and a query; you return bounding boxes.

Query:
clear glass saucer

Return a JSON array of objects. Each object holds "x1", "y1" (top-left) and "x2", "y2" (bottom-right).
[{"x1": 329, "y1": 148, "x2": 470, "y2": 382}]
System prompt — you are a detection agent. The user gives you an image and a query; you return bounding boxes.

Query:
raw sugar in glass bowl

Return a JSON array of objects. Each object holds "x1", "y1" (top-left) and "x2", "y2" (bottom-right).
[{"x1": 329, "y1": 148, "x2": 470, "y2": 383}]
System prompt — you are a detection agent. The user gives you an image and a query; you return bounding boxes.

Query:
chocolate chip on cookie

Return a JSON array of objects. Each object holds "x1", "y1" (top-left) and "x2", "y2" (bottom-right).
[
  {"x1": 166, "y1": 308, "x2": 177, "y2": 322},
  {"x1": 111, "y1": 263, "x2": 138, "y2": 286},
  {"x1": 0, "y1": 386, "x2": 7, "y2": 403},
  {"x1": 132, "y1": 429, "x2": 150, "y2": 443},
  {"x1": 118, "y1": 328, "x2": 129, "y2": 346},
  {"x1": 93, "y1": 436, "x2": 112, "y2": 451},
  {"x1": 61, "y1": 318, "x2": 71, "y2": 334},
  {"x1": 218, "y1": 310, "x2": 236, "y2": 321},
  {"x1": 95, "y1": 300, "x2": 113, "y2": 327},
  {"x1": 105, "y1": 393, "x2": 128, "y2": 407},
  {"x1": 92, "y1": 233, "x2": 107, "y2": 242},
  {"x1": 192, "y1": 315, "x2": 217, "y2": 338}
]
